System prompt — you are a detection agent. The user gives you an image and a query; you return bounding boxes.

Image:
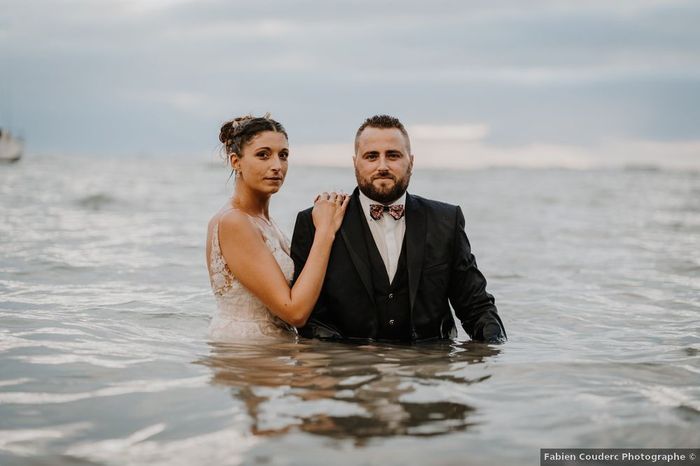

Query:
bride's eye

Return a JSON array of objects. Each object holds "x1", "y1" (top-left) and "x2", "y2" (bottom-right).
[
  {"x1": 279, "y1": 151, "x2": 289, "y2": 161},
  {"x1": 256, "y1": 151, "x2": 270, "y2": 159}
]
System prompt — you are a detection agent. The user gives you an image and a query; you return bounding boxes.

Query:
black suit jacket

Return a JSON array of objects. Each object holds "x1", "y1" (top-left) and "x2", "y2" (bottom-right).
[{"x1": 291, "y1": 188, "x2": 506, "y2": 342}]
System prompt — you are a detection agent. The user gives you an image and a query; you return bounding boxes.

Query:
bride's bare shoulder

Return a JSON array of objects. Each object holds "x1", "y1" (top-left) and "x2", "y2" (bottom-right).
[
  {"x1": 217, "y1": 209, "x2": 261, "y2": 242},
  {"x1": 209, "y1": 206, "x2": 243, "y2": 231}
]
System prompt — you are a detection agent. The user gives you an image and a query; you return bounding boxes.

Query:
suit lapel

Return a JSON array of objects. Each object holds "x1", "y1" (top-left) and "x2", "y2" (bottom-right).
[
  {"x1": 340, "y1": 188, "x2": 375, "y2": 303},
  {"x1": 405, "y1": 193, "x2": 426, "y2": 312}
]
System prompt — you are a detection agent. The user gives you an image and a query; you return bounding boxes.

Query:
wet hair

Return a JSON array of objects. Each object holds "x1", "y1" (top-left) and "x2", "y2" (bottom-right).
[
  {"x1": 219, "y1": 113, "x2": 287, "y2": 172},
  {"x1": 354, "y1": 114, "x2": 411, "y2": 153}
]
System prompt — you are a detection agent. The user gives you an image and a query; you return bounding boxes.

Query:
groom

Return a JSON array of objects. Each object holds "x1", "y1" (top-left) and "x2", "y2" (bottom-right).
[{"x1": 291, "y1": 115, "x2": 506, "y2": 343}]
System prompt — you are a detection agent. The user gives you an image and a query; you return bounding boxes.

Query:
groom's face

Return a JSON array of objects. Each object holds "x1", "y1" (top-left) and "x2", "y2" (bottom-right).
[{"x1": 354, "y1": 127, "x2": 414, "y2": 204}]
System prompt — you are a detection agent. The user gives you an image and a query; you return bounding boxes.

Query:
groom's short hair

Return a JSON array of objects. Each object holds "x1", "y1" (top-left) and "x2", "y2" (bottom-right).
[{"x1": 355, "y1": 114, "x2": 411, "y2": 154}]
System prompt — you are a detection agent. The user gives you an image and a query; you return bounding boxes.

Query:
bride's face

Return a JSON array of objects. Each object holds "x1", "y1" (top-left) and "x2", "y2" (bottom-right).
[{"x1": 232, "y1": 131, "x2": 289, "y2": 195}]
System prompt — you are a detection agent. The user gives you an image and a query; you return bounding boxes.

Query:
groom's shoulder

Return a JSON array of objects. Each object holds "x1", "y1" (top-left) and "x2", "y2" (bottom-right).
[
  {"x1": 298, "y1": 206, "x2": 314, "y2": 216},
  {"x1": 410, "y1": 193, "x2": 459, "y2": 217},
  {"x1": 294, "y1": 207, "x2": 315, "y2": 227}
]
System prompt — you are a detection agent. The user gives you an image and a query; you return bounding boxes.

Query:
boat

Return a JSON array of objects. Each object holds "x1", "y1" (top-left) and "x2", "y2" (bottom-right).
[{"x1": 0, "y1": 128, "x2": 23, "y2": 163}]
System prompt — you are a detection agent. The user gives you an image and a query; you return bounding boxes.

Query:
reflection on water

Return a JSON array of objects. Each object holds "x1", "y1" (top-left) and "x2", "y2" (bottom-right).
[{"x1": 198, "y1": 340, "x2": 499, "y2": 442}]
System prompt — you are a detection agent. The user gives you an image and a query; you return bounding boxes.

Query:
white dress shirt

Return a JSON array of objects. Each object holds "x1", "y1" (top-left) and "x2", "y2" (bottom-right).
[{"x1": 358, "y1": 191, "x2": 407, "y2": 282}]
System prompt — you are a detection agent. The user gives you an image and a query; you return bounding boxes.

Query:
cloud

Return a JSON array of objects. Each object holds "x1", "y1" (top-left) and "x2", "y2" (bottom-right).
[
  {"x1": 123, "y1": 90, "x2": 218, "y2": 115},
  {"x1": 409, "y1": 124, "x2": 489, "y2": 141},
  {"x1": 1, "y1": 0, "x2": 699, "y2": 159},
  {"x1": 120, "y1": 0, "x2": 199, "y2": 16}
]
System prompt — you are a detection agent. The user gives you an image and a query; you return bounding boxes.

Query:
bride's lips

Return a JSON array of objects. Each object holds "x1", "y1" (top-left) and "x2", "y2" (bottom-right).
[{"x1": 264, "y1": 177, "x2": 283, "y2": 182}]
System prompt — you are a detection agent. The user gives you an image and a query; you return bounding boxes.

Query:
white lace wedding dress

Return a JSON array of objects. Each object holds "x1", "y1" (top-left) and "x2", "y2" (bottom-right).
[{"x1": 208, "y1": 212, "x2": 297, "y2": 341}]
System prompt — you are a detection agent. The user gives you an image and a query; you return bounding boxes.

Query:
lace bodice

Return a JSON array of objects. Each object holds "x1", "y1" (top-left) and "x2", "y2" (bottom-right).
[{"x1": 208, "y1": 211, "x2": 296, "y2": 341}]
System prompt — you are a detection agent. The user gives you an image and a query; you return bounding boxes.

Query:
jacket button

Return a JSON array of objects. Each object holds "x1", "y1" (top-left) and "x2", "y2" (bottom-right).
[
  {"x1": 389, "y1": 319, "x2": 395, "y2": 326},
  {"x1": 388, "y1": 293, "x2": 394, "y2": 299}
]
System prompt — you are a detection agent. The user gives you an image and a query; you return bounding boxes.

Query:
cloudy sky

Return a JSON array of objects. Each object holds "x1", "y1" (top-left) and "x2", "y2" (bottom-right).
[{"x1": 1, "y1": 0, "x2": 699, "y2": 167}]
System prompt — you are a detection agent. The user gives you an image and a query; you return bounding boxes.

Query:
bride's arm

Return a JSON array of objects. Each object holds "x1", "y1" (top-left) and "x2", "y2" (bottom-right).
[{"x1": 218, "y1": 195, "x2": 348, "y2": 327}]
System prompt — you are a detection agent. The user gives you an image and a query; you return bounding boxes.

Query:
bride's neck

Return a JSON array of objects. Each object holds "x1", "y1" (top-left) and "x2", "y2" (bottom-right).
[{"x1": 231, "y1": 183, "x2": 271, "y2": 218}]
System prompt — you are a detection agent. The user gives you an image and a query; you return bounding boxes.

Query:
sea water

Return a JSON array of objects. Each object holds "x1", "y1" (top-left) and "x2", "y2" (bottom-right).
[{"x1": 1, "y1": 155, "x2": 698, "y2": 465}]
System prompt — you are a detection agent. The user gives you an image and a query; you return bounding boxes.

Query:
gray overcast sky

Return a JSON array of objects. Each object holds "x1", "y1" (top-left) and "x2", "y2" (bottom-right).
[{"x1": 1, "y1": 0, "x2": 699, "y2": 167}]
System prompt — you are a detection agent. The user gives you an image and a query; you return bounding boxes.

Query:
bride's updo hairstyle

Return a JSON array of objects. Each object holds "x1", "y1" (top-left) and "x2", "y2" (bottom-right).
[{"x1": 219, "y1": 113, "x2": 287, "y2": 175}]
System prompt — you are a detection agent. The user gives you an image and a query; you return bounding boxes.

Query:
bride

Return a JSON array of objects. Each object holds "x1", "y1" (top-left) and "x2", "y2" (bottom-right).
[{"x1": 206, "y1": 114, "x2": 348, "y2": 341}]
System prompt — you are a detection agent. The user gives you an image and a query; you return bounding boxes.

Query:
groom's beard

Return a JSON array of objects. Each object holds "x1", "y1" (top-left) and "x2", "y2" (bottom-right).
[{"x1": 356, "y1": 170, "x2": 411, "y2": 204}]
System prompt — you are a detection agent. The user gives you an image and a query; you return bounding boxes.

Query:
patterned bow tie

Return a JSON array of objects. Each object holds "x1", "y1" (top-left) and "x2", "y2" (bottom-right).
[{"x1": 369, "y1": 204, "x2": 405, "y2": 221}]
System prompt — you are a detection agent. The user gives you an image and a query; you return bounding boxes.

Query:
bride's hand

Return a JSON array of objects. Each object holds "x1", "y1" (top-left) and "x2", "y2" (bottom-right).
[{"x1": 312, "y1": 192, "x2": 350, "y2": 235}]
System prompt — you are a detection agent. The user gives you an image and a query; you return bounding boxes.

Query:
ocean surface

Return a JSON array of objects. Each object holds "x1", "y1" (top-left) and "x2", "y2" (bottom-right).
[{"x1": 1, "y1": 155, "x2": 698, "y2": 465}]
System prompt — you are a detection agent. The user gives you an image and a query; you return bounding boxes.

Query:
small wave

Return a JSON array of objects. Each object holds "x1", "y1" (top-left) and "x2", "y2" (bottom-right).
[
  {"x1": 0, "y1": 378, "x2": 33, "y2": 387},
  {"x1": 675, "y1": 403, "x2": 700, "y2": 418},
  {"x1": 65, "y1": 425, "x2": 259, "y2": 466},
  {"x1": 15, "y1": 354, "x2": 154, "y2": 369},
  {"x1": 0, "y1": 423, "x2": 92, "y2": 456},
  {"x1": 0, "y1": 375, "x2": 209, "y2": 405},
  {"x1": 622, "y1": 164, "x2": 661, "y2": 172},
  {"x1": 25, "y1": 327, "x2": 88, "y2": 336},
  {"x1": 46, "y1": 263, "x2": 97, "y2": 272},
  {"x1": 75, "y1": 193, "x2": 118, "y2": 210},
  {"x1": 639, "y1": 385, "x2": 700, "y2": 412},
  {"x1": 489, "y1": 273, "x2": 523, "y2": 280}
]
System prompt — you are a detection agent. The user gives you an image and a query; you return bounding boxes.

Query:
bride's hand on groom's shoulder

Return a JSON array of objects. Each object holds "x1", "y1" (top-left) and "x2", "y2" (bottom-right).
[{"x1": 312, "y1": 192, "x2": 350, "y2": 235}]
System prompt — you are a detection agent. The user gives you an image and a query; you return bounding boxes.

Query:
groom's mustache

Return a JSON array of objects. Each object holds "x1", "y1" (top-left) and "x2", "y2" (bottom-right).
[{"x1": 372, "y1": 173, "x2": 396, "y2": 182}]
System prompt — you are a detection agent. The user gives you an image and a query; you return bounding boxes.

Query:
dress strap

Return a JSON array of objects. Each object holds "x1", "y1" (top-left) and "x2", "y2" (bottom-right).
[
  {"x1": 210, "y1": 218, "x2": 227, "y2": 271},
  {"x1": 269, "y1": 219, "x2": 291, "y2": 256},
  {"x1": 211, "y1": 206, "x2": 236, "y2": 257},
  {"x1": 211, "y1": 219, "x2": 220, "y2": 254}
]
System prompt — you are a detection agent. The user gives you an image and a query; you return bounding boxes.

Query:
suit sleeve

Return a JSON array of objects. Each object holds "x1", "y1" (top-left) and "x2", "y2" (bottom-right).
[
  {"x1": 290, "y1": 209, "x2": 330, "y2": 336},
  {"x1": 290, "y1": 209, "x2": 314, "y2": 286},
  {"x1": 448, "y1": 206, "x2": 507, "y2": 343}
]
